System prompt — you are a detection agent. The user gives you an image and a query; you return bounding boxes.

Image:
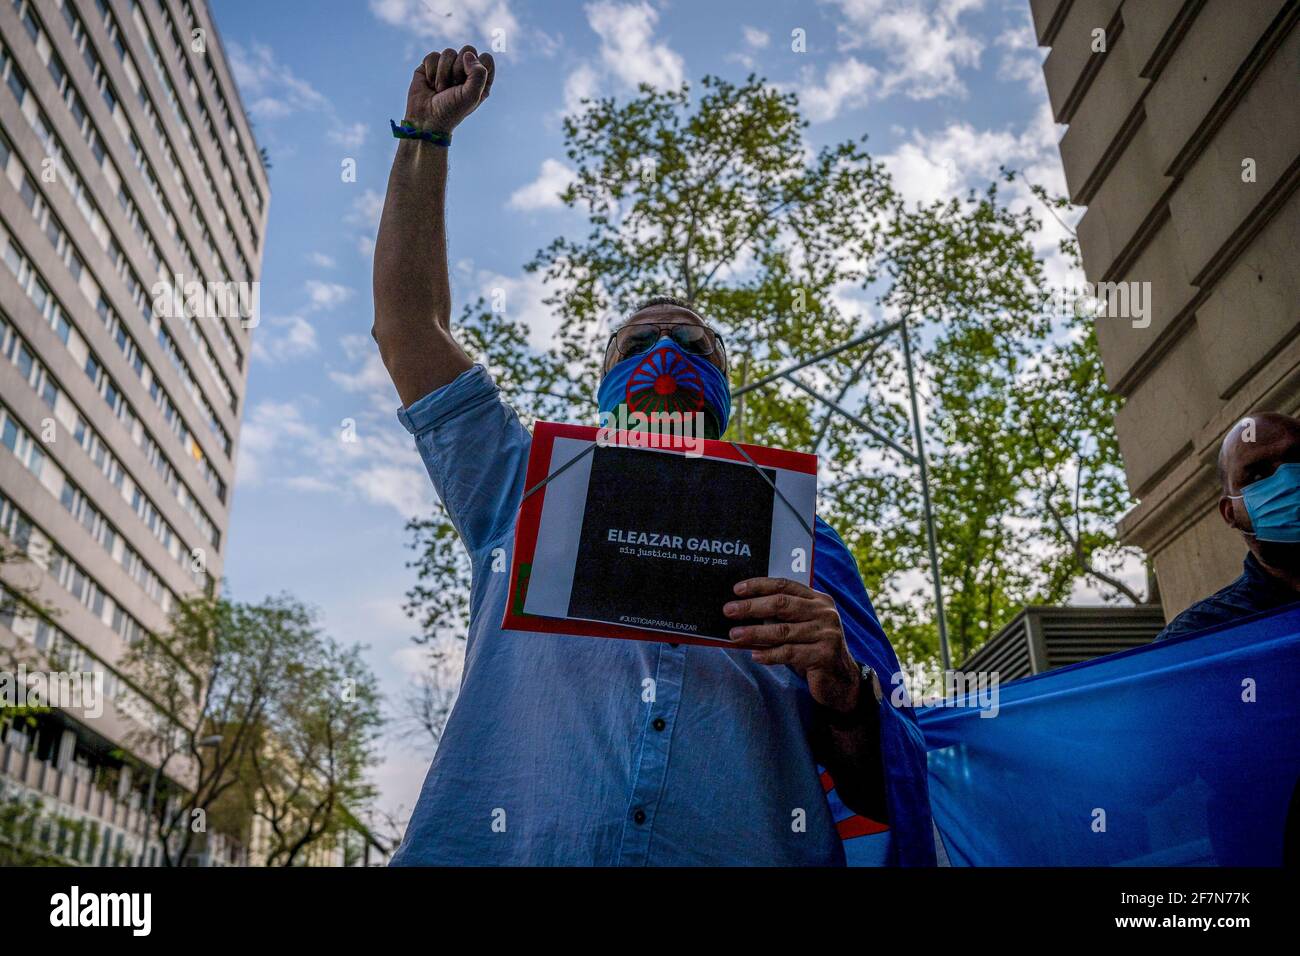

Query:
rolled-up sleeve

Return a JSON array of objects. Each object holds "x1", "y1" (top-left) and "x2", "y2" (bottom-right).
[{"x1": 396, "y1": 364, "x2": 532, "y2": 554}]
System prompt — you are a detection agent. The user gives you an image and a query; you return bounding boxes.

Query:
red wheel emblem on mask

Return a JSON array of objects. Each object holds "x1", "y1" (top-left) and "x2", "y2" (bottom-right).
[{"x1": 626, "y1": 347, "x2": 704, "y2": 416}]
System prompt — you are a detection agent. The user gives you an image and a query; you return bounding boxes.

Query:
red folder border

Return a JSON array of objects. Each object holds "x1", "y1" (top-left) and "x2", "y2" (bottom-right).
[{"x1": 501, "y1": 421, "x2": 817, "y2": 647}]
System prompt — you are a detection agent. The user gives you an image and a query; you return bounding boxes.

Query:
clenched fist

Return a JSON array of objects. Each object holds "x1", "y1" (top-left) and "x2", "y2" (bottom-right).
[{"x1": 405, "y1": 45, "x2": 495, "y2": 134}]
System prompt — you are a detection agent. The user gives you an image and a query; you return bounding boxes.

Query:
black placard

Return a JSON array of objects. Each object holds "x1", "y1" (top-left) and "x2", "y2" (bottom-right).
[{"x1": 567, "y1": 445, "x2": 775, "y2": 639}]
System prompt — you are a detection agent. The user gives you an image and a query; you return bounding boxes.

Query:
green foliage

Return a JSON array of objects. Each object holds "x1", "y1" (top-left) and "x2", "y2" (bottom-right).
[
  {"x1": 244, "y1": 640, "x2": 384, "y2": 866},
  {"x1": 117, "y1": 592, "x2": 384, "y2": 865},
  {"x1": 405, "y1": 75, "x2": 1139, "y2": 683},
  {"x1": 1, "y1": 543, "x2": 60, "y2": 724},
  {"x1": 0, "y1": 790, "x2": 90, "y2": 866}
]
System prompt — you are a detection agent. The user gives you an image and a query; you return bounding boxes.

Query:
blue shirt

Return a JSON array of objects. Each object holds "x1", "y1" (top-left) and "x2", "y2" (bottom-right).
[
  {"x1": 1156, "y1": 552, "x2": 1300, "y2": 641},
  {"x1": 389, "y1": 364, "x2": 932, "y2": 866}
]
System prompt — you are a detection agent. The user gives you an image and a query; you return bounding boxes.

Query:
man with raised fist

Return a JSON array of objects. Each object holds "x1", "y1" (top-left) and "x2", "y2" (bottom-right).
[{"x1": 372, "y1": 46, "x2": 933, "y2": 866}]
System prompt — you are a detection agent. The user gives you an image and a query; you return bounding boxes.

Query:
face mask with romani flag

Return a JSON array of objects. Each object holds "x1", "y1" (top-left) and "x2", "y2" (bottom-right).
[{"x1": 596, "y1": 337, "x2": 732, "y2": 439}]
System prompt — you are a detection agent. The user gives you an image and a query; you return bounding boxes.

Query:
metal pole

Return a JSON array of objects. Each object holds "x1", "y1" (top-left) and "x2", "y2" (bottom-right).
[
  {"x1": 781, "y1": 373, "x2": 918, "y2": 463},
  {"x1": 732, "y1": 322, "x2": 901, "y2": 398},
  {"x1": 733, "y1": 316, "x2": 950, "y2": 669},
  {"x1": 900, "y1": 317, "x2": 951, "y2": 671},
  {"x1": 814, "y1": 344, "x2": 879, "y2": 453}
]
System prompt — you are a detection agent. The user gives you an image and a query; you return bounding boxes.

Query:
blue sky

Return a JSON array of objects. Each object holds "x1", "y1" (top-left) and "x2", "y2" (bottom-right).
[{"x1": 205, "y1": 0, "x2": 1069, "y2": 824}]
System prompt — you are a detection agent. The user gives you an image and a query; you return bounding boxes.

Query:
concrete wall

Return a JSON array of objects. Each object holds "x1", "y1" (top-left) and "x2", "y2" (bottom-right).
[{"x1": 1030, "y1": 0, "x2": 1300, "y2": 619}]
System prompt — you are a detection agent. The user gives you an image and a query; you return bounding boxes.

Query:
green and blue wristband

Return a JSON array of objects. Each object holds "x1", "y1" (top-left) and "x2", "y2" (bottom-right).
[{"x1": 391, "y1": 119, "x2": 451, "y2": 147}]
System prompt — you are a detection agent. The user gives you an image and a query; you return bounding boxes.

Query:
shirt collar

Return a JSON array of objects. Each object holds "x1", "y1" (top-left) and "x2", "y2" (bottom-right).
[{"x1": 1241, "y1": 551, "x2": 1300, "y2": 602}]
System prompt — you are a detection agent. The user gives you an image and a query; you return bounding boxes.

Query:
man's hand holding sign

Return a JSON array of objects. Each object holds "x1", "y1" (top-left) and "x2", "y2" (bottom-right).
[
  {"x1": 375, "y1": 41, "x2": 933, "y2": 866},
  {"x1": 727, "y1": 577, "x2": 868, "y2": 717}
]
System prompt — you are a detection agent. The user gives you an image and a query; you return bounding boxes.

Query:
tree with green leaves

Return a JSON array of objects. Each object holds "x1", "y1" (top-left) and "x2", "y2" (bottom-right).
[
  {"x1": 117, "y1": 592, "x2": 383, "y2": 866},
  {"x1": 1, "y1": 541, "x2": 58, "y2": 724},
  {"x1": 242, "y1": 640, "x2": 383, "y2": 866},
  {"x1": 0, "y1": 541, "x2": 68, "y2": 864},
  {"x1": 404, "y1": 74, "x2": 1139, "y2": 713}
]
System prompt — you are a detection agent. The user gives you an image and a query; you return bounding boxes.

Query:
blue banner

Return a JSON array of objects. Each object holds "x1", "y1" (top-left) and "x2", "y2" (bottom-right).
[{"x1": 919, "y1": 604, "x2": 1300, "y2": 866}]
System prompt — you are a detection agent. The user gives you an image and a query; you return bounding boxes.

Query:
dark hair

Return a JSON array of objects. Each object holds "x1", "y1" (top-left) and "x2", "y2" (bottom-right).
[
  {"x1": 635, "y1": 294, "x2": 694, "y2": 312},
  {"x1": 613, "y1": 295, "x2": 698, "y2": 330}
]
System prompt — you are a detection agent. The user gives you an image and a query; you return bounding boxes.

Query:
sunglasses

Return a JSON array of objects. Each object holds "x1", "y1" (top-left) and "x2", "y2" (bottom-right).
[{"x1": 604, "y1": 322, "x2": 726, "y2": 366}]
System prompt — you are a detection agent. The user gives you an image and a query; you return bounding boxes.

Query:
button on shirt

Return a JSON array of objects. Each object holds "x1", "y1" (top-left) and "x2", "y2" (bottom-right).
[{"x1": 390, "y1": 365, "x2": 865, "y2": 865}]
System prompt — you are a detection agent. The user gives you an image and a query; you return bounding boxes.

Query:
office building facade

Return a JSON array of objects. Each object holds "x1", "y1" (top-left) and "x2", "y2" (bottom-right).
[{"x1": 0, "y1": 0, "x2": 266, "y2": 865}]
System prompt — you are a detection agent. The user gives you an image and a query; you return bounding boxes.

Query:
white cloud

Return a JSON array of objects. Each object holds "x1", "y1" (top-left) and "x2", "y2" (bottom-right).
[
  {"x1": 883, "y1": 123, "x2": 1022, "y2": 207},
  {"x1": 282, "y1": 474, "x2": 336, "y2": 494},
  {"x1": 564, "y1": 63, "x2": 602, "y2": 115},
  {"x1": 880, "y1": 100, "x2": 1064, "y2": 208},
  {"x1": 824, "y1": 0, "x2": 985, "y2": 100},
  {"x1": 742, "y1": 25, "x2": 770, "y2": 50},
  {"x1": 252, "y1": 315, "x2": 319, "y2": 364},
  {"x1": 331, "y1": 334, "x2": 395, "y2": 397},
  {"x1": 588, "y1": 1, "x2": 685, "y2": 90},
  {"x1": 351, "y1": 465, "x2": 432, "y2": 517},
  {"x1": 881, "y1": 101, "x2": 1078, "y2": 287},
  {"x1": 729, "y1": 24, "x2": 773, "y2": 69},
  {"x1": 392, "y1": 643, "x2": 439, "y2": 678},
  {"x1": 234, "y1": 389, "x2": 432, "y2": 520},
  {"x1": 227, "y1": 42, "x2": 330, "y2": 121},
  {"x1": 304, "y1": 280, "x2": 355, "y2": 312},
  {"x1": 347, "y1": 189, "x2": 386, "y2": 232},
  {"x1": 562, "y1": 2, "x2": 684, "y2": 116},
  {"x1": 995, "y1": 7, "x2": 1045, "y2": 89},
  {"x1": 308, "y1": 252, "x2": 337, "y2": 269},
  {"x1": 326, "y1": 189, "x2": 382, "y2": 265},
  {"x1": 368, "y1": 0, "x2": 561, "y2": 55},
  {"x1": 797, "y1": 57, "x2": 878, "y2": 123},
  {"x1": 227, "y1": 42, "x2": 368, "y2": 161},
  {"x1": 507, "y1": 158, "x2": 577, "y2": 211},
  {"x1": 475, "y1": 268, "x2": 557, "y2": 351},
  {"x1": 235, "y1": 400, "x2": 317, "y2": 487},
  {"x1": 329, "y1": 121, "x2": 369, "y2": 151}
]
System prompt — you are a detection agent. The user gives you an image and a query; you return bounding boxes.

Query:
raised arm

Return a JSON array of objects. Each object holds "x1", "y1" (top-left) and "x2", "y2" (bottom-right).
[{"x1": 372, "y1": 45, "x2": 495, "y2": 406}]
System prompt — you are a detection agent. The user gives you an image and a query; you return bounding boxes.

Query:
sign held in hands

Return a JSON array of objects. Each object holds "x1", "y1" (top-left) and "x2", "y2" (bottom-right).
[{"x1": 503, "y1": 422, "x2": 816, "y2": 645}]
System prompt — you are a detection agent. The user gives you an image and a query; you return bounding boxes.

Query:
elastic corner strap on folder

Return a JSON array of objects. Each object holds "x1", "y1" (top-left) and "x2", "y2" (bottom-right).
[
  {"x1": 521, "y1": 443, "x2": 597, "y2": 502},
  {"x1": 726, "y1": 441, "x2": 814, "y2": 541},
  {"x1": 520, "y1": 440, "x2": 814, "y2": 543}
]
